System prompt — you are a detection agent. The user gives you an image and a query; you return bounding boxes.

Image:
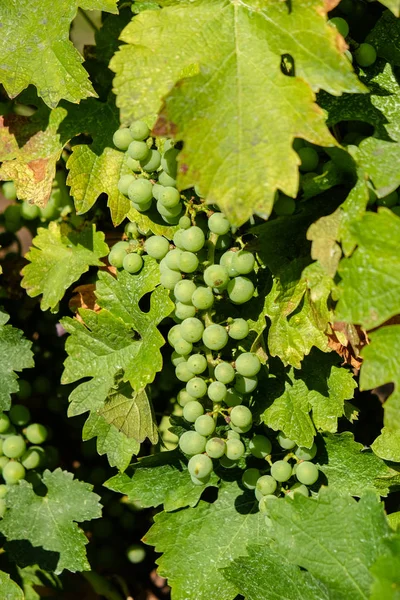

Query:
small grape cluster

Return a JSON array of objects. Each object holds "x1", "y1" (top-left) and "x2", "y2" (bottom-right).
[
  {"x1": 328, "y1": 16, "x2": 377, "y2": 68},
  {"x1": 0, "y1": 406, "x2": 49, "y2": 517}
]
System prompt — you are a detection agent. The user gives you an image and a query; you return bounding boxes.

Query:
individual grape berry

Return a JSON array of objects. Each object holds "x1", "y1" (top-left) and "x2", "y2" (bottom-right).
[
  {"x1": 195, "y1": 414, "x2": 216, "y2": 437},
  {"x1": 231, "y1": 251, "x2": 255, "y2": 275},
  {"x1": 179, "y1": 252, "x2": 199, "y2": 273},
  {"x1": 168, "y1": 324, "x2": 182, "y2": 347},
  {"x1": 165, "y1": 248, "x2": 183, "y2": 271},
  {"x1": 225, "y1": 388, "x2": 243, "y2": 408},
  {"x1": 123, "y1": 253, "x2": 143, "y2": 273},
  {"x1": 152, "y1": 183, "x2": 163, "y2": 201},
  {"x1": 156, "y1": 199, "x2": 182, "y2": 218},
  {"x1": 191, "y1": 286, "x2": 214, "y2": 310},
  {"x1": 0, "y1": 457, "x2": 9, "y2": 472},
  {"x1": 258, "y1": 495, "x2": 277, "y2": 513},
  {"x1": 186, "y1": 377, "x2": 207, "y2": 399},
  {"x1": 219, "y1": 455, "x2": 237, "y2": 468},
  {"x1": 161, "y1": 148, "x2": 179, "y2": 178},
  {"x1": 2, "y1": 461, "x2": 25, "y2": 485},
  {"x1": 296, "y1": 461, "x2": 319, "y2": 485},
  {"x1": 25, "y1": 423, "x2": 48, "y2": 444},
  {"x1": 171, "y1": 352, "x2": 187, "y2": 367},
  {"x1": 242, "y1": 468, "x2": 260, "y2": 490},
  {"x1": 227, "y1": 430, "x2": 241, "y2": 441},
  {"x1": 160, "y1": 269, "x2": 182, "y2": 290},
  {"x1": 228, "y1": 318, "x2": 249, "y2": 340},
  {"x1": 21, "y1": 446, "x2": 45, "y2": 470},
  {"x1": 271, "y1": 460, "x2": 292, "y2": 482},
  {"x1": 118, "y1": 174, "x2": 136, "y2": 195},
  {"x1": 191, "y1": 473, "x2": 210, "y2": 485},
  {"x1": 249, "y1": 435, "x2": 272, "y2": 459},
  {"x1": 295, "y1": 443, "x2": 317, "y2": 461},
  {"x1": 230, "y1": 405, "x2": 252, "y2": 429},
  {"x1": 108, "y1": 242, "x2": 129, "y2": 268},
  {"x1": 235, "y1": 353, "x2": 261, "y2": 377},
  {"x1": 298, "y1": 147, "x2": 319, "y2": 172},
  {"x1": 159, "y1": 186, "x2": 180, "y2": 208},
  {"x1": 126, "y1": 157, "x2": 141, "y2": 172},
  {"x1": 287, "y1": 482, "x2": 309, "y2": 498},
  {"x1": 202, "y1": 324, "x2": 228, "y2": 351},
  {"x1": 174, "y1": 280, "x2": 196, "y2": 303},
  {"x1": 141, "y1": 149, "x2": 161, "y2": 172},
  {"x1": 355, "y1": 43, "x2": 377, "y2": 67},
  {"x1": 113, "y1": 128, "x2": 133, "y2": 150},
  {"x1": 132, "y1": 199, "x2": 152, "y2": 212},
  {"x1": 0, "y1": 484, "x2": 7, "y2": 499},
  {"x1": 183, "y1": 400, "x2": 204, "y2": 422},
  {"x1": 173, "y1": 229, "x2": 186, "y2": 249},
  {"x1": 179, "y1": 215, "x2": 191, "y2": 229},
  {"x1": 125, "y1": 221, "x2": 139, "y2": 238},
  {"x1": 188, "y1": 454, "x2": 213, "y2": 479},
  {"x1": 227, "y1": 277, "x2": 255, "y2": 304},
  {"x1": 128, "y1": 179, "x2": 153, "y2": 204},
  {"x1": 174, "y1": 337, "x2": 193, "y2": 356},
  {"x1": 214, "y1": 362, "x2": 235, "y2": 384},
  {"x1": 21, "y1": 201, "x2": 40, "y2": 220},
  {"x1": 277, "y1": 432, "x2": 296, "y2": 450},
  {"x1": 175, "y1": 362, "x2": 195, "y2": 383},
  {"x1": 9, "y1": 405, "x2": 31, "y2": 427},
  {"x1": 16, "y1": 379, "x2": 32, "y2": 401},
  {"x1": 256, "y1": 475, "x2": 277, "y2": 496},
  {"x1": 208, "y1": 212, "x2": 230, "y2": 235},
  {"x1": 274, "y1": 194, "x2": 296, "y2": 216},
  {"x1": 159, "y1": 171, "x2": 177, "y2": 187},
  {"x1": 187, "y1": 354, "x2": 207, "y2": 375},
  {"x1": 3, "y1": 435, "x2": 26, "y2": 459},
  {"x1": 0, "y1": 414, "x2": 10, "y2": 434},
  {"x1": 180, "y1": 317, "x2": 204, "y2": 343},
  {"x1": 177, "y1": 389, "x2": 197, "y2": 407},
  {"x1": 328, "y1": 17, "x2": 349, "y2": 38},
  {"x1": 220, "y1": 250, "x2": 239, "y2": 277},
  {"x1": 126, "y1": 544, "x2": 146, "y2": 564},
  {"x1": 225, "y1": 438, "x2": 245, "y2": 461},
  {"x1": 204, "y1": 265, "x2": 229, "y2": 289},
  {"x1": 175, "y1": 302, "x2": 196, "y2": 320},
  {"x1": 234, "y1": 374, "x2": 258, "y2": 395},
  {"x1": 144, "y1": 235, "x2": 170, "y2": 260},
  {"x1": 179, "y1": 430, "x2": 207, "y2": 455},
  {"x1": 206, "y1": 437, "x2": 225, "y2": 459},
  {"x1": 181, "y1": 226, "x2": 205, "y2": 252},
  {"x1": 207, "y1": 381, "x2": 227, "y2": 402},
  {"x1": 127, "y1": 140, "x2": 150, "y2": 161},
  {"x1": 129, "y1": 121, "x2": 150, "y2": 141}
]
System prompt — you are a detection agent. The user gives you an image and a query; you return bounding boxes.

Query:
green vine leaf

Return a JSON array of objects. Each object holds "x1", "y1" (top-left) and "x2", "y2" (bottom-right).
[
  {"x1": 370, "y1": 537, "x2": 400, "y2": 600},
  {"x1": 0, "y1": 572, "x2": 24, "y2": 600}
]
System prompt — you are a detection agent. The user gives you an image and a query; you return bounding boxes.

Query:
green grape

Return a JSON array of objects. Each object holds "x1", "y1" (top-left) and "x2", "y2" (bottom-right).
[
  {"x1": 219, "y1": 455, "x2": 237, "y2": 468},
  {"x1": 144, "y1": 235, "x2": 170, "y2": 260},
  {"x1": 126, "y1": 543, "x2": 146, "y2": 564},
  {"x1": 175, "y1": 362, "x2": 195, "y2": 383},
  {"x1": 152, "y1": 183, "x2": 164, "y2": 201},
  {"x1": 231, "y1": 251, "x2": 255, "y2": 275},
  {"x1": 187, "y1": 354, "x2": 207, "y2": 375},
  {"x1": 20, "y1": 201, "x2": 40, "y2": 220},
  {"x1": 206, "y1": 437, "x2": 226, "y2": 459},
  {"x1": 180, "y1": 317, "x2": 204, "y2": 343},
  {"x1": 274, "y1": 194, "x2": 296, "y2": 216},
  {"x1": 220, "y1": 250, "x2": 239, "y2": 276},
  {"x1": 175, "y1": 279, "x2": 197, "y2": 303},
  {"x1": 25, "y1": 423, "x2": 48, "y2": 444},
  {"x1": 159, "y1": 171, "x2": 177, "y2": 187},
  {"x1": 33, "y1": 376, "x2": 51, "y2": 395},
  {"x1": 287, "y1": 482, "x2": 309, "y2": 498},
  {"x1": 235, "y1": 353, "x2": 261, "y2": 377},
  {"x1": 204, "y1": 265, "x2": 229, "y2": 289},
  {"x1": 165, "y1": 248, "x2": 183, "y2": 271},
  {"x1": 0, "y1": 498, "x2": 6, "y2": 518},
  {"x1": 129, "y1": 120, "x2": 150, "y2": 141},
  {"x1": 214, "y1": 362, "x2": 235, "y2": 384},
  {"x1": 126, "y1": 157, "x2": 141, "y2": 172},
  {"x1": 355, "y1": 43, "x2": 377, "y2": 68},
  {"x1": 242, "y1": 468, "x2": 260, "y2": 490},
  {"x1": 191, "y1": 286, "x2": 214, "y2": 310},
  {"x1": 173, "y1": 229, "x2": 186, "y2": 249},
  {"x1": 227, "y1": 277, "x2": 254, "y2": 304},
  {"x1": 179, "y1": 430, "x2": 207, "y2": 455},
  {"x1": 191, "y1": 473, "x2": 210, "y2": 485},
  {"x1": 186, "y1": 378, "x2": 207, "y2": 399},
  {"x1": 230, "y1": 405, "x2": 252, "y2": 429},
  {"x1": 177, "y1": 389, "x2": 197, "y2": 407},
  {"x1": 195, "y1": 414, "x2": 216, "y2": 437},
  {"x1": 188, "y1": 454, "x2": 213, "y2": 479},
  {"x1": 178, "y1": 251, "x2": 199, "y2": 273},
  {"x1": 295, "y1": 443, "x2": 317, "y2": 461},
  {"x1": 225, "y1": 438, "x2": 245, "y2": 461},
  {"x1": 21, "y1": 446, "x2": 45, "y2": 470},
  {"x1": 0, "y1": 484, "x2": 7, "y2": 499},
  {"x1": 208, "y1": 212, "x2": 230, "y2": 235},
  {"x1": 2, "y1": 181, "x2": 16, "y2": 201},
  {"x1": 123, "y1": 253, "x2": 143, "y2": 273},
  {"x1": 256, "y1": 475, "x2": 277, "y2": 496},
  {"x1": 271, "y1": 460, "x2": 292, "y2": 482},
  {"x1": 228, "y1": 318, "x2": 249, "y2": 340},
  {"x1": 161, "y1": 213, "x2": 181, "y2": 225},
  {"x1": 181, "y1": 226, "x2": 205, "y2": 252},
  {"x1": 113, "y1": 128, "x2": 133, "y2": 150},
  {"x1": 16, "y1": 379, "x2": 32, "y2": 401},
  {"x1": 227, "y1": 430, "x2": 241, "y2": 441},
  {"x1": 249, "y1": 435, "x2": 272, "y2": 459},
  {"x1": 118, "y1": 174, "x2": 135, "y2": 195},
  {"x1": 159, "y1": 186, "x2": 180, "y2": 208},
  {"x1": 132, "y1": 200, "x2": 152, "y2": 212},
  {"x1": 328, "y1": 17, "x2": 349, "y2": 38},
  {"x1": 377, "y1": 191, "x2": 398, "y2": 208},
  {"x1": 234, "y1": 374, "x2": 258, "y2": 394},
  {"x1": 175, "y1": 302, "x2": 196, "y2": 320},
  {"x1": 161, "y1": 148, "x2": 179, "y2": 178},
  {"x1": 296, "y1": 461, "x2": 319, "y2": 485},
  {"x1": 207, "y1": 381, "x2": 227, "y2": 402},
  {"x1": 0, "y1": 457, "x2": 9, "y2": 472},
  {"x1": 171, "y1": 352, "x2": 187, "y2": 367},
  {"x1": 9, "y1": 405, "x2": 31, "y2": 426},
  {"x1": 127, "y1": 140, "x2": 150, "y2": 161},
  {"x1": 3, "y1": 435, "x2": 26, "y2": 459},
  {"x1": 168, "y1": 324, "x2": 182, "y2": 347},
  {"x1": 141, "y1": 149, "x2": 161, "y2": 172},
  {"x1": 156, "y1": 199, "x2": 182, "y2": 218},
  {"x1": 229, "y1": 423, "x2": 252, "y2": 435},
  {"x1": 4, "y1": 204, "x2": 21, "y2": 232},
  {"x1": 174, "y1": 337, "x2": 193, "y2": 356},
  {"x1": 2, "y1": 461, "x2": 25, "y2": 485},
  {"x1": 202, "y1": 324, "x2": 228, "y2": 351},
  {"x1": 108, "y1": 242, "x2": 129, "y2": 268},
  {"x1": 160, "y1": 269, "x2": 182, "y2": 290},
  {"x1": 128, "y1": 179, "x2": 153, "y2": 204},
  {"x1": 125, "y1": 222, "x2": 139, "y2": 239},
  {"x1": 298, "y1": 147, "x2": 319, "y2": 172},
  {"x1": 277, "y1": 432, "x2": 296, "y2": 450},
  {"x1": 224, "y1": 388, "x2": 243, "y2": 407},
  {"x1": 179, "y1": 215, "x2": 191, "y2": 229}
]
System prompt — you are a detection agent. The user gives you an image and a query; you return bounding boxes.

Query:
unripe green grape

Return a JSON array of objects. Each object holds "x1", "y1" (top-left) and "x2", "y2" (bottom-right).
[
  {"x1": 235, "y1": 353, "x2": 261, "y2": 377},
  {"x1": 174, "y1": 337, "x2": 193, "y2": 356},
  {"x1": 175, "y1": 302, "x2": 196, "y2": 320},
  {"x1": 179, "y1": 430, "x2": 207, "y2": 455},
  {"x1": 220, "y1": 250, "x2": 239, "y2": 276},
  {"x1": 206, "y1": 437, "x2": 226, "y2": 459},
  {"x1": 256, "y1": 475, "x2": 277, "y2": 496},
  {"x1": 186, "y1": 377, "x2": 207, "y2": 399},
  {"x1": 249, "y1": 435, "x2": 272, "y2": 459},
  {"x1": 159, "y1": 171, "x2": 177, "y2": 187},
  {"x1": 0, "y1": 457, "x2": 9, "y2": 472},
  {"x1": 214, "y1": 362, "x2": 235, "y2": 384},
  {"x1": 295, "y1": 443, "x2": 317, "y2": 461},
  {"x1": 33, "y1": 376, "x2": 51, "y2": 395},
  {"x1": 108, "y1": 242, "x2": 129, "y2": 268},
  {"x1": 128, "y1": 179, "x2": 153, "y2": 204},
  {"x1": 287, "y1": 482, "x2": 309, "y2": 498},
  {"x1": 208, "y1": 212, "x2": 230, "y2": 235},
  {"x1": 168, "y1": 324, "x2": 182, "y2": 346},
  {"x1": 231, "y1": 251, "x2": 255, "y2": 275},
  {"x1": 113, "y1": 128, "x2": 133, "y2": 150},
  {"x1": 227, "y1": 430, "x2": 241, "y2": 440},
  {"x1": 0, "y1": 414, "x2": 10, "y2": 433},
  {"x1": 277, "y1": 432, "x2": 296, "y2": 450},
  {"x1": 234, "y1": 374, "x2": 258, "y2": 394},
  {"x1": 298, "y1": 147, "x2": 319, "y2": 172},
  {"x1": 175, "y1": 362, "x2": 195, "y2": 383},
  {"x1": 0, "y1": 498, "x2": 6, "y2": 518},
  {"x1": 204, "y1": 265, "x2": 229, "y2": 289},
  {"x1": 118, "y1": 174, "x2": 135, "y2": 195},
  {"x1": 183, "y1": 400, "x2": 204, "y2": 422},
  {"x1": 161, "y1": 148, "x2": 179, "y2": 178},
  {"x1": 144, "y1": 235, "x2": 170, "y2": 260},
  {"x1": 179, "y1": 251, "x2": 199, "y2": 273},
  {"x1": 177, "y1": 389, "x2": 197, "y2": 407},
  {"x1": 230, "y1": 422, "x2": 252, "y2": 434},
  {"x1": 160, "y1": 269, "x2": 182, "y2": 290},
  {"x1": 377, "y1": 191, "x2": 398, "y2": 208},
  {"x1": 173, "y1": 229, "x2": 186, "y2": 249},
  {"x1": 271, "y1": 460, "x2": 292, "y2": 482},
  {"x1": 228, "y1": 318, "x2": 249, "y2": 340},
  {"x1": 202, "y1": 324, "x2": 228, "y2": 351},
  {"x1": 219, "y1": 455, "x2": 237, "y2": 468},
  {"x1": 242, "y1": 468, "x2": 260, "y2": 490},
  {"x1": 296, "y1": 461, "x2": 319, "y2": 485},
  {"x1": 141, "y1": 149, "x2": 161, "y2": 172},
  {"x1": 21, "y1": 201, "x2": 40, "y2": 220},
  {"x1": 174, "y1": 279, "x2": 196, "y2": 303},
  {"x1": 9, "y1": 405, "x2": 31, "y2": 426},
  {"x1": 2, "y1": 461, "x2": 25, "y2": 484},
  {"x1": 207, "y1": 381, "x2": 227, "y2": 402},
  {"x1": 195, "y1": 414, "x2": 216, "y2": 437},
  {"x1": 181, "y1": 226, "x2": 205, "y2": 252},
  {"x1": 40, "y1": 193, "x2": 59, "y2": 220},
  {"x1": 227, "y1": 277, "x2": 254, "y2": 304},
  {"x1": 187, "y1": 354, "x2": 207, "y2": 375},
  {"x1": 230, "y1": 405, "x2": 252, "y2": 429},
  {"x1": 165, "y1": 248, "x2": 183, "y2": 271},
  {"x1": 21, "y1": 446, "x2": 45, "y2": 470},
  {"x1": 127, "y1": 543, "x2": 146, "y2": 564},
  {"x1": 25, "y1": 423, "x2": 48, "y2": 444},
  {"x1": 0, "y1": 484, "x2": 7, "y2": 498},
  {"x1": 191, "y1": 473, "x2": 210, "y2": 485},
  {"x1": 129, "y1": 120, "x2": 150, "y2": 141},
  {"x1": 274, "y1": 194, "x2": 296, "y2": 216},
  {"x1": 126, "y1": 156, "x2": 141, "y2": 172},
  {"x1": 225, "y1": 438, "x2": 245, "y2": 461},
  {"x1": 123, "y1": 253, "x2": 143, "y2": 273},
  {"x1": 156, "y1": 199, "x2": 182, "y2": 218},
  {"x1": 171, "y1": 352, "x2": 187, "y2": 367},
  {"x1": 152, "y1": 183, "x2": 163, "y2": 201},
  {"x1": 328, "y1": 17, "x2": 349, "y2": 38},
  {"x1": 161, "y1": 213, "x2": 181, "y2": 225},
  {"x1": 127, "y1": 140, "x2": 150, "y2": 161},
  {"x1": 225, "y1": 388, "x2": 243, "y2": 407},
  {"x1": 16, "y1": 379, "x2": 32, "y2": 401},
  {"x1": 188, "y1": 453, "x2": 213, "y2": 479},
  {"x1": 355, "y1": 43, "x2": 377, "y2": 68},
  {"x1": 180, "y1": 317, "x2": 204, "y2": 343},
  {"x1": 159, "y1": 186, "x2": 180, "y2": 208},
  {"x1": 132, "y1": 200, "x2": 152, "y2": 212},
  {"x1": 179, "y1": 215, "x2": 191, "y2": 229},
  {"x1": 3, "y1": 435, "x2": 26, "y2": 459},
  {"x1": 191, "y1": 286, "x2": 214, "y2": 310}
]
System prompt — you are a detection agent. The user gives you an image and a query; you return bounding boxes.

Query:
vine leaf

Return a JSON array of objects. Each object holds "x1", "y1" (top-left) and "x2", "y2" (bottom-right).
[
  {"x1": 0, "y1": 310, "x2": 34, "y2": 412},
  {"x1": 0, "y1": 0, "x2": 117, "y2": 108},
  {"x1": 370, "y1": 537, "x2": 400, "y2": 600},
  {"x1": 0, "y1": 571, "x2": 24, "y2": 600},
  {"x1": 0, "y1": 469, "x2": 101, "y2": 574},
  {"x1": 21, "y1": 222, "x2": 109, "y2": 311},
  {"x1": 111, "y1": 0, "x2": 364, "y2": 225},
  {"x1": 144, "y1": 480, "x2": 267, "y2": 600}
]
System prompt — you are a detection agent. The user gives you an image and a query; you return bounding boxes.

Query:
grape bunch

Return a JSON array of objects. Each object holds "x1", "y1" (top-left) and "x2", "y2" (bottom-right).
[{"x1": 0, "y1": 405, "x2": 50, "y2": 518}]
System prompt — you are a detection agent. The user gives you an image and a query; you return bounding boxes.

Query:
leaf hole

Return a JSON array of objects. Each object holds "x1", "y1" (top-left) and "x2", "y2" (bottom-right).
[
  {"x1": 138, "y1": 291, "x2": 152, "y2": 313},
  {"x1": 281, "y1": 54, "x2": 295, "y2": 77}
]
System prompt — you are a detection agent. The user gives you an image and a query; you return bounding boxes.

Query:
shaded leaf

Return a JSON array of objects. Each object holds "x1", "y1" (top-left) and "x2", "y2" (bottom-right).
[
  {"x1": 0, "y1": 572, "x2": 24, "y2": 600},
  {"x1": 370, "y1": 537, "x2": 400, "y2": 600}
]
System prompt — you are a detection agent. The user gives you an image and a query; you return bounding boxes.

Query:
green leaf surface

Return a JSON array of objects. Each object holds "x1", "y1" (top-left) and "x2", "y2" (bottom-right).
[
  {"x1": 370, "y1": 537, "x2": 400, "y2": 600},
  {"x1": 367, "y1": 10, "x2": 400, "y2": 62},
  {"x1": 387, "y1": 512, "x2": 400, "y2": 532},
  {"x1": 144, "y1": 480, "x2": 267, "y2": 600},
  {"x1": 267, "y1": 489, "x2": 392, "y2": 600},
  {"x1": 0, "y1": 572, "x2": 24, "y2": 600},
  {"x1": 0, "y1": 0, "x2": 117, "y2": 108},
  {"x1": 21, "y1": 222, "x2": 109, "y2": 311},
  {"x1": 372, "y1": 428, "x2": 400, "y2": 464},
  {"x1": 111, "y1": 0, "x2": 363, "y2": 225},
  {"x1": 0, "y1": 310, "x2": 34, "y2": 411},
  {"x1": 105, "y1": 451, "x2": 218, "y2": 511},
  {"x1": 0, "y1": 469, "x2": 101, "y2": 574}
]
